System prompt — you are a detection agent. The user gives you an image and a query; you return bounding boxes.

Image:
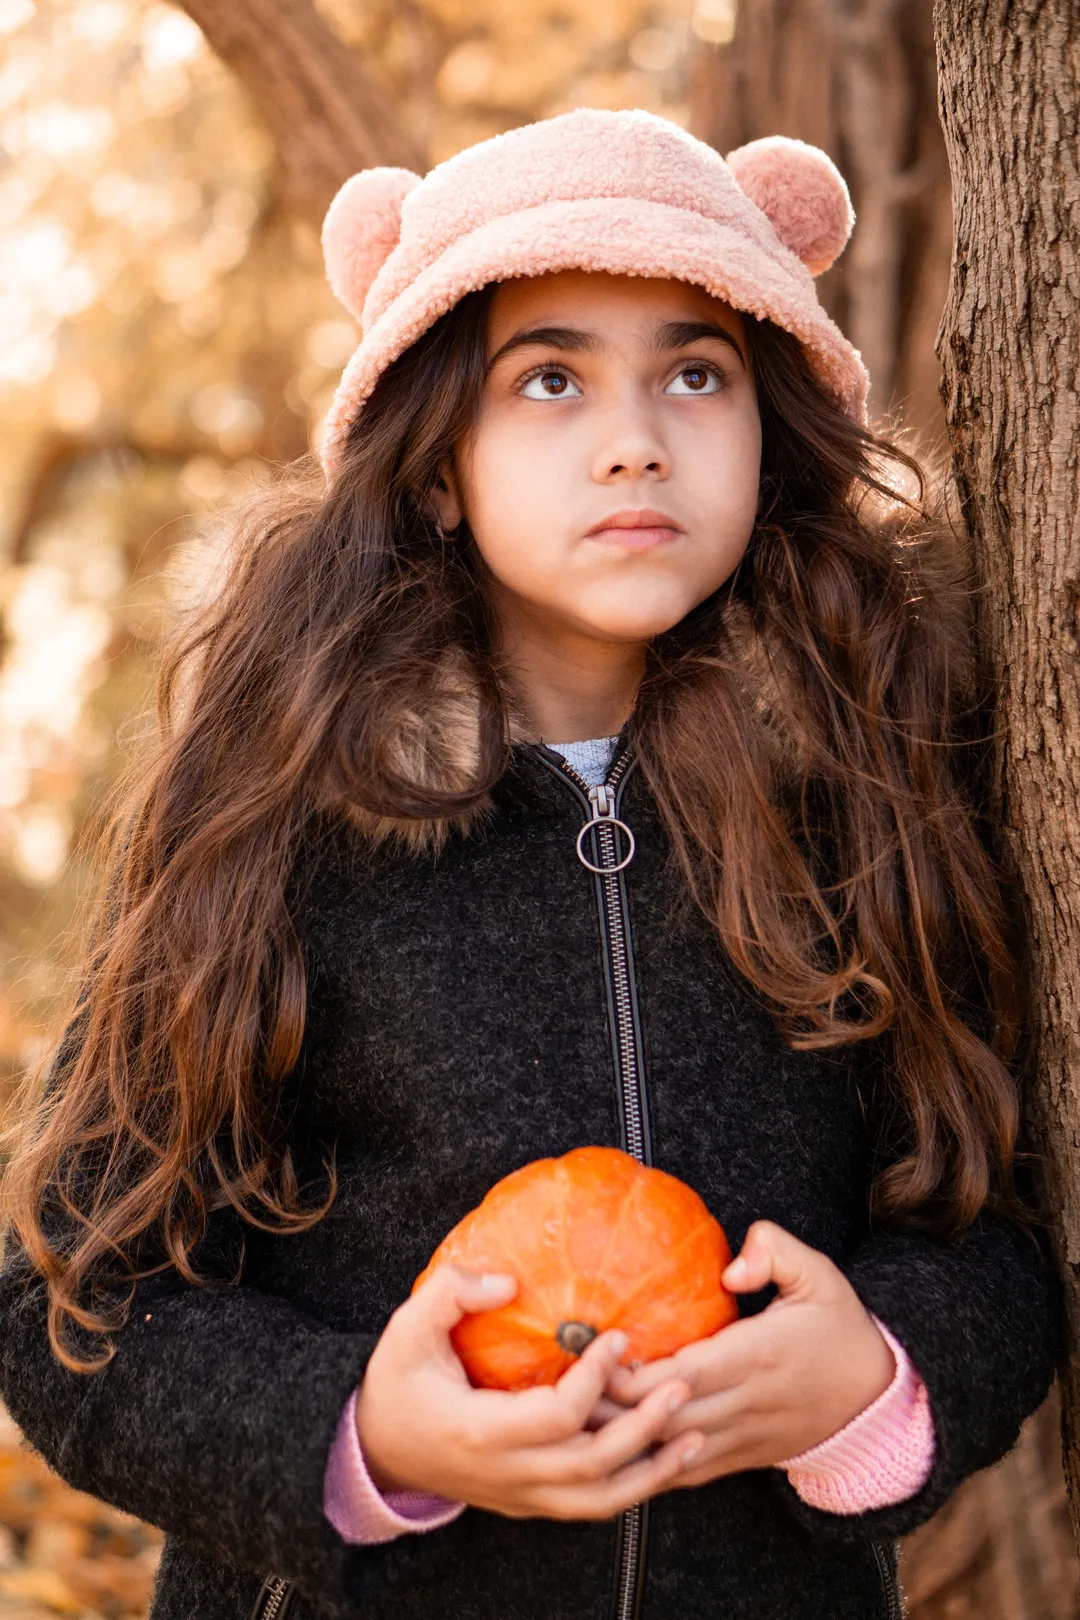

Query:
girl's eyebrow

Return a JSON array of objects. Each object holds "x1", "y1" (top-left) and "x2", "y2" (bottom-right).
[
  {"x1": 486, "y1": 325, "x2": 599, "y2": 372},
  {"x1": 655, "y1": 319, "x2": 747, "y2": 364},
  {"x1": 487, "y1": 317, "x2": 746, "y2": 374}
]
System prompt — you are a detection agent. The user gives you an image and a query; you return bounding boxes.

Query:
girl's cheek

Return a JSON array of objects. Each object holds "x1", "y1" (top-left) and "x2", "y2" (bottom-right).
[{"x1": 471, "y1": 419, "x2": 566, "y2": 490}]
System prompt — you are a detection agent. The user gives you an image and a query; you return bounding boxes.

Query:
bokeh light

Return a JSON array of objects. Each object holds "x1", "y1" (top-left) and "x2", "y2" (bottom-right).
[{"x1": 0, "y1": 0, "x2": 694, "y2": 1120}]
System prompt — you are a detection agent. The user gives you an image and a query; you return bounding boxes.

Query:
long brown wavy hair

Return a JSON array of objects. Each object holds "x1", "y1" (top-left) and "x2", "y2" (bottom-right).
[{"x1": 3, "y1": 280, "x2": 1027, "y2": 1371}]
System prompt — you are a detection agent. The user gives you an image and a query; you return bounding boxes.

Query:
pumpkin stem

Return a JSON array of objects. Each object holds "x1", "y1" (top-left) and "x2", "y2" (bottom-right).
[{"x1": 556, "y1": 1320, "x2": 599, "y2": 1356}]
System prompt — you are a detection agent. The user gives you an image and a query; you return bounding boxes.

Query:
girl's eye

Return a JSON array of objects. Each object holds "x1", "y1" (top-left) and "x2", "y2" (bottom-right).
[
  {"x1": 519, "y1": 367, "x2": 582, "y2": 400},
  {"x1": 666, "y1": 363, "x2": 724, "y2": 396}
]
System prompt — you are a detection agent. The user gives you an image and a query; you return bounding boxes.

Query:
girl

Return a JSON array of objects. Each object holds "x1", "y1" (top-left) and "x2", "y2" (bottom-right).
[{"x1": 0, "y1": 110, "x2": 1058, "y2": 1620}]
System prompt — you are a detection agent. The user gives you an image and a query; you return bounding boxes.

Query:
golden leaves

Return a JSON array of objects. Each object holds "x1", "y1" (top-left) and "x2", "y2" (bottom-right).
[{"x1": 0, "y1": 1410, "x2": 162, "y2": 1616}]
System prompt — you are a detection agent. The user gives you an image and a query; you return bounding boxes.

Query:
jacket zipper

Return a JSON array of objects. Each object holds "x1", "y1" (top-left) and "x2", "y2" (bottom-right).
[
  {"x1": 250, "y1": 1573, "x2": 293, "y2": 1620},
  {"x1": 538, "y1": 744, "x2": 652, "y2": 1620},
  {"x1": 872, "y1": 1541, "x2": 904, "y2": 1620},
  {"x1": 253, "y1": 746, "x2": 650, "y2": 1620}
]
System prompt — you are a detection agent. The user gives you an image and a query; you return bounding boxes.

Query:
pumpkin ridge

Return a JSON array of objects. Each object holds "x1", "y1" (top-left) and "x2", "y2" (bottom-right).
[
  {"x1": 556, "y1": 1157, "x2": 578, "y2": 1330},
  {"x1": 486, "y1": 1176, "x2": 568, "y2": 1329},
  {"x1": 604, "y1": 1213, "x2": 720, "y2": 1330},
  {"x1": 586, "y1": 1169, "x2": 646, "y2": 1326},
  {"x1": 480, "y1": 1203, "x2": 529, "y2": 1279},
  {"x1": 490, "y1": 1308, "x2": 565, "y2": 1343}
]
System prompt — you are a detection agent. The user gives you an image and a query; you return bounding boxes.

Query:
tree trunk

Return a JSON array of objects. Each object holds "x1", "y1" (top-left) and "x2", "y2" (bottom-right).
[
  {"x1": 899, "y1": 1395, "x2": 1077, "y2": 1617},
  {"x1": 695, "y1": 1, "x2": 1078, "y2": 1610},
  {"x1": 935, "y1": 0, "x2": 1080, "y2": 1556},
  {"x1": 177, "y1": 0, "x2": 425, "y2": 227},
  {"x1": 689, "y1": 0, "x2": 951, "y2": 442}
]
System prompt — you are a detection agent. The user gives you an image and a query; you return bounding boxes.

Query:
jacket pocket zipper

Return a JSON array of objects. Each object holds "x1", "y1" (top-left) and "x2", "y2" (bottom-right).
[
  {"x1": 872, "y1": 1541, "x2": 904, "y2": 1620},
  {"x1": 250, "y1": 1573, "x2": 294, "y2": 1620}
]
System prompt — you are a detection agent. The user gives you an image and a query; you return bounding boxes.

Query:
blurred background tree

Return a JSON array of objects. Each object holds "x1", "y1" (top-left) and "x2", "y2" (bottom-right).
[
  {"x1": 0, "y1": 0, "x2": 1074, "y2": 1615},
  {"x1": 690, "y1": 0, "x2": 950, "y2": 441}
]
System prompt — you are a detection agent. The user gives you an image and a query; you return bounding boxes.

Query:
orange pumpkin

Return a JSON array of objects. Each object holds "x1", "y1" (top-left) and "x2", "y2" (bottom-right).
[{"x1": 412, "y1": 1145, "x2": 738, "y2": 1390}]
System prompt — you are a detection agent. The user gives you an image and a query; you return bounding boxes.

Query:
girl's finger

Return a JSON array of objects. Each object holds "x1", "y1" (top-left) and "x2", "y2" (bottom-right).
[
  {"x1": 584, "y1": 1395, "x2": 624, "y2": 1429},
  {"x1": 667, "y1": 1398, "x2": 818, "y2": 1489},
  {"x1": 542, "y1": 1426, "x2": 706, "y2": 1521},
  {"x1": 490, "y1": 1330, "x2": 632, "y2": 1448},
  {"x1": 672, "y1": 1444, "x2": 730, "y2": 1490},
  {"x1": 655, "y1": 1381, "x2": 750, "y2": 1441},
  {"x1": 519, "y1": 1376, "x2": 691, "y2": 1487},
  {"x1": 405, "y1": 1265, "x2": 518, "y2": 1346},
  {"x1": 605, "y1": 1354, "x2": 676, "y2": 1405},
  {"x1": 673, "y1": 1431, "x2": 770, "y2": 1489},
  {"x1": 548, "y1": 1329, "x2": 636, "y2": 1429},
  {"x1": 722, "y1": 1220, "x2": 825, "y2": 1298},
  {"x1": 608, "y1": 1317, "x2": 757, "y2": 1405}
]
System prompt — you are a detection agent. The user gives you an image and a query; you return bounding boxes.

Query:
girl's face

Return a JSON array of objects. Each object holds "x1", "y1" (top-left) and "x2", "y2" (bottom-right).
[{"x1": 432, "y1": 271, "x2": 762, "y2": 645}]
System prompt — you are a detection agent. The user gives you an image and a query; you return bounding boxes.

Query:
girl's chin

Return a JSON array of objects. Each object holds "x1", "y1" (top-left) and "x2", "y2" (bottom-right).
[{"x1": 571, "y1": 599, "x2": 702, "y2": 642}]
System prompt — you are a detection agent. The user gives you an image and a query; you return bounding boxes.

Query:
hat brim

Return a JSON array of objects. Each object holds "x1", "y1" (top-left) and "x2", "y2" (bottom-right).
[{"x1": 319, "y1": 195, "x2": 869, "y2": 479}]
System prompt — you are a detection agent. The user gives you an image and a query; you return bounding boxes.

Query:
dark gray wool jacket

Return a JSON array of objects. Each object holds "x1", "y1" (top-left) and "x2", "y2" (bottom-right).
[{"x1": 0, "y1": 738, "x2": 1059, "y2": 1620}]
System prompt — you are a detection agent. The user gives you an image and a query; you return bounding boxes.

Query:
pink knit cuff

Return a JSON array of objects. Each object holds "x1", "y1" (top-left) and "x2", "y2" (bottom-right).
[
  {"x1": 780, "y1": 1317, "x2": 935, "y2": 1514},
  {"x1": 323, "y1": 1388, "x2": 465, "y2": 1544}
]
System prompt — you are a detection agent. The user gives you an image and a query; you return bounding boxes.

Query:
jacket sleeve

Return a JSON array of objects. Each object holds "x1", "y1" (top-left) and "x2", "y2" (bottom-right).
[
  {"x1": 0, "y1": 1227, "x2": 460, "y2": 1609},
  {"x1": 773, "y1": 1210, "x2": 1062, "y2": 1541}
]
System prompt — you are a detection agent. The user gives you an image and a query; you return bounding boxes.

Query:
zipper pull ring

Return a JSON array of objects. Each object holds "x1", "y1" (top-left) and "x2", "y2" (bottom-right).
[{"x1": 575, "y1": 784, "x2": 636, "y2": 874}]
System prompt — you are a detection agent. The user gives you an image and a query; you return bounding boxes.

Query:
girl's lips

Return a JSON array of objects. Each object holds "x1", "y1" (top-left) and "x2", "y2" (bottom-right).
[{"x1": 585, "y1": 525, "x2": 681, "y2": 550}]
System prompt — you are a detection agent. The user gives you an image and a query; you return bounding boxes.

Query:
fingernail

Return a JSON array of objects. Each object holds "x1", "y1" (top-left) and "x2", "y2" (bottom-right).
[
  {"x1": 480, "y1": 1273, "x2": 513, "y2": 1291},
  {"x1": 666, "y1": 1390, "x2": 684, "y2": 1414},
  {"x1": 725, "y1": 1258, "x2": 748, "y2": 1285},
  {"x1": 608, "y1": 1331, "x2": 629, "y2": 1357},
  {"x1": 681, "y1": 1436, "x2": 704, "y2": 1466}
]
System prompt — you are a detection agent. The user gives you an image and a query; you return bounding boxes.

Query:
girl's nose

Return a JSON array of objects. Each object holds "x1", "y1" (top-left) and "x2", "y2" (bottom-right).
[{"x1": 590, "y1": 408, "x2": 670, "y2": 484}]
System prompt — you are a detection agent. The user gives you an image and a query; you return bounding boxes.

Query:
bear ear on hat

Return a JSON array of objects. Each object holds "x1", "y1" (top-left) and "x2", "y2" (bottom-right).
[
  {"x1": 726, "y1": 137, "x2": 853, "y2": 277},
  {"x1": 321, "y1": 167, "x2": 422, "y2": 320}
]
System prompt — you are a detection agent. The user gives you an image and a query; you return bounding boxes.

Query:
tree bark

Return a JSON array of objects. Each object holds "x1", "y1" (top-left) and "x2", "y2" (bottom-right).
[
  {"x1": 899, "y1": 1396, "x2": 1077, "y2": 1617},
  {"x1": 176, "y1": 0, "x2": 425, "y2": 227},
  {"x1": 689, "y1": 0, "x2": 951, "y2": 441},
  {"x1": 935, "y1": 0, "x2": 1080, "y2": 1561},
  {"x1": 695, "y1": 1, "x2": 1078, "y2": 1608}
]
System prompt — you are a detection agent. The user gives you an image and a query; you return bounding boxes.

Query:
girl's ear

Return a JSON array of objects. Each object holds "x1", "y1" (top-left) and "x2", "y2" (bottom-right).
[
  {"x1": 322, "y1": 167, "x2": 423, "y2": 320},
  {"x1": 725, "y1": 137, "x2": 854, "y2": 277},
  {"x1": 427, "y1": 459, "x2": 465, "y2": 537}
]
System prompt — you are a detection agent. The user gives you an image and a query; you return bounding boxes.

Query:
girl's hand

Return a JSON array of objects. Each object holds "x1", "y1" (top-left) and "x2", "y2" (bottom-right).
[
  {"x1": 355, "y1": 1265, "x2": 705, "y2": 1520},
  {"x1": 597, "y1": 1221, "x2": 896, "y2": 1487}
]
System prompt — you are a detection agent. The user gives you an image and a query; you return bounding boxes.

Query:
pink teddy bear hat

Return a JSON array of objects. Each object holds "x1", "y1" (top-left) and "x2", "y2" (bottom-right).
[{"x1": 318, "y1": 107, "x2": 868, "y2": 481}]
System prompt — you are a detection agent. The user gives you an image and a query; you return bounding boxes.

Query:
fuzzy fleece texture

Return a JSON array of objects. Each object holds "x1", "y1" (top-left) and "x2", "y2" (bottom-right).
[
  {"x1": 322, "y1": 741, "x2": 935, "y2": 1539},
  {"x1": 318, "y1": 109, "x2": 869, "y2": 480},
  {"x1": 0, "y1": 742, "x2": 1058, "y2": 1620}
]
